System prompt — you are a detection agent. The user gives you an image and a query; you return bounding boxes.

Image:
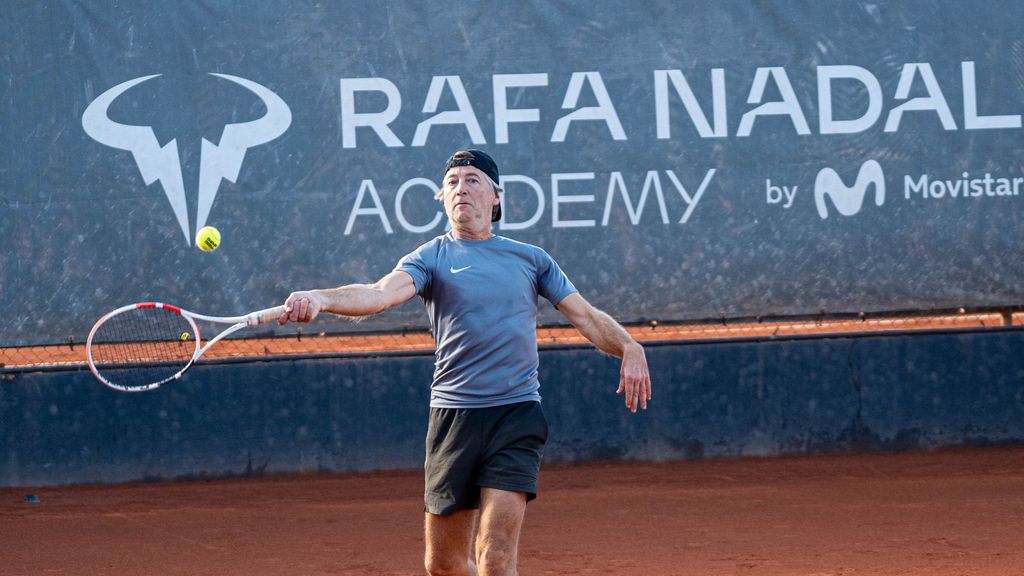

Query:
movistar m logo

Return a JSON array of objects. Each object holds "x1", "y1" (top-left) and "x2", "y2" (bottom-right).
[
  {"x1": 82, "y1": 73, "x2": 292, "y2": 245},
  {"x1": 814, "y1": 160, "x2": 885, "y2": 219}
]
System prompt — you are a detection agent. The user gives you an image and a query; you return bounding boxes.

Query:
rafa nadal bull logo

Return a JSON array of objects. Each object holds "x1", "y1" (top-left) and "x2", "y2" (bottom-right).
[{"x1": 82, "y1": 74, "x2": 291, "y2": 245}]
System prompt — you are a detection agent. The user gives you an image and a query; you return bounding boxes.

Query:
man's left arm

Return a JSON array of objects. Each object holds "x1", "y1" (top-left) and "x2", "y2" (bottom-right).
[{"x1": 556, "y1": 292, "x2": 652, "y2": 413}]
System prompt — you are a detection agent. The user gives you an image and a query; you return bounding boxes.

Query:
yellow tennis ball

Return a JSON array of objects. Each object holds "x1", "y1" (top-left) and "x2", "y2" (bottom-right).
[
  {"x1": 180, "y1": 332, "x2": 190, "y2": 341},
  {"x1": 196, "y1": 226, "x2": 221, "y2": 252}
]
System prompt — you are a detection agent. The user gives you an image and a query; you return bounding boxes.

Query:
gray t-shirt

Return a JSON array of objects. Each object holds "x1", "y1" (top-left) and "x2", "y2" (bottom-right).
[{"x1": 396, "y1": 232, "x2": 577, "y2": 408}]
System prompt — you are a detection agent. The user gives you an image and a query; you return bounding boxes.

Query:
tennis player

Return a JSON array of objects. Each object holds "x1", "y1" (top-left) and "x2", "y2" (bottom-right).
[{"x1": 279, "y1": 149, "x2": 651, "y2": 576}]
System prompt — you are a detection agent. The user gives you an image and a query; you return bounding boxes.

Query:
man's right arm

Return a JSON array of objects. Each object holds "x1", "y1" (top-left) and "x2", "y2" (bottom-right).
[{"x1": 277, "y1": 270, "x2": 417, "y2": 325}]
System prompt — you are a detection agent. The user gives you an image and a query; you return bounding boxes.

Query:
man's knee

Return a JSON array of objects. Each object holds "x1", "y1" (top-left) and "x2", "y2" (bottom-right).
[
  {"x1": 425, "y1": 537, "x2": 477, "y2": 576},
  {"x1": 475, "y1": 532, "x2": 518, "y2": 574},
  {"x1": 424, "y1": 551, "x2": 475, "y2": 576}
]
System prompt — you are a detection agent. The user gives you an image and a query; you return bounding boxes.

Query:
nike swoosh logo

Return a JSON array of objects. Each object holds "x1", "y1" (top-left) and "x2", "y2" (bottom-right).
[{"x1": 450, "y1": 265, "x2": 472, "y2": 274}]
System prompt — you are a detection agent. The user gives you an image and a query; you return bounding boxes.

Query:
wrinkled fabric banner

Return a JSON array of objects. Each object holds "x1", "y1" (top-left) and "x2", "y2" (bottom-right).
[{"x1": 3, "y1": 0, "x2": 1023, "y2": 345}]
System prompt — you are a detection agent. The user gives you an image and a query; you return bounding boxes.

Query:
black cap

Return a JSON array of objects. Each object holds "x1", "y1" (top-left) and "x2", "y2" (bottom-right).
[{"x1": 444, "y1": 149, "x2": 501, "y2": 222}]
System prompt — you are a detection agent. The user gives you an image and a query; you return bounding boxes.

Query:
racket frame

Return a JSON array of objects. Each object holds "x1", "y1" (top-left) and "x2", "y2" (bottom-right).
[{"x1": 86, "y1": 302, "x2": 285, "y2": 392}]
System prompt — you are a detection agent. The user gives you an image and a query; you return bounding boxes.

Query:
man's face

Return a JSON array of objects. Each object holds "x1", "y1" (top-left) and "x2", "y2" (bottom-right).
[{"x1": 441, "y1": 165, "x2": 499, "y2": 227}]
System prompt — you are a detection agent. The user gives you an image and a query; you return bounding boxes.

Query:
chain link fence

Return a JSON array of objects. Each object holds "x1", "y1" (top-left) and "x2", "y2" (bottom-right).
[{"x1": 2, "y1": 306, "x2": 1021, "y2": 372}]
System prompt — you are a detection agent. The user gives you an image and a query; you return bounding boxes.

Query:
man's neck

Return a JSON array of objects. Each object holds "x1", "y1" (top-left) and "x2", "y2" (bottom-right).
[{"x1": 450, "y1": 224, "x2": 493, "y2": 241}]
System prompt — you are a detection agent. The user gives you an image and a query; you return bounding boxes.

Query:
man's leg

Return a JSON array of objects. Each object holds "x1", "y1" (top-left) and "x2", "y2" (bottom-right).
[
  {"x1": 474, "y1": 488, "x2": 528, "y2": 576},
  {"x1": 425, "y1": 508, "x2": 478, "y2": 576}
]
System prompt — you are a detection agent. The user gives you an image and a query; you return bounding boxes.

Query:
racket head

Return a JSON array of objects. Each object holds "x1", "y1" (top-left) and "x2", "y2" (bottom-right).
[{"x1": 86, "y1": 303, "x2": 201, "y2": 392}]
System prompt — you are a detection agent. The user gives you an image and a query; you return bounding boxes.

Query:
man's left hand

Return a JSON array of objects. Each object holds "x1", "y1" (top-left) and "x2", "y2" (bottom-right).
[{"x1": 617, "y1": 343, "x2": 651, "y2": 413}]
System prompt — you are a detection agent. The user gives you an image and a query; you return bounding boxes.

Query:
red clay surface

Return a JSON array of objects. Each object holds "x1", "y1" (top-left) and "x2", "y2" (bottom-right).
[{"x1": 2, "y1": 447, "x2": 1023, "y2": 575}]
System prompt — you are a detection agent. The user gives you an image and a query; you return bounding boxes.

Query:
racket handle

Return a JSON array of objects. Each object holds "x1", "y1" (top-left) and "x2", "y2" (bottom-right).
[{"x1": 247, "y1": 305, "x2": 288, "y2": 327}]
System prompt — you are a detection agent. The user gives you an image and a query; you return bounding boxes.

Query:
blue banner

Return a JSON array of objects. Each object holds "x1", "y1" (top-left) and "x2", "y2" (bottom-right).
[{"x1": 3, "y1": 1, "x2": 1023, "y2": 345}]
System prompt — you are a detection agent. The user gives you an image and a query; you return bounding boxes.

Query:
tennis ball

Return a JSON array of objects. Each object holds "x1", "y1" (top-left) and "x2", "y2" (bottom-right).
[
  {"x1": 196, "y1": 226, "x2": 221, "y2": 252},
  {"x1": 180, "y1": 332, "x2": 190, "y2": 341}
]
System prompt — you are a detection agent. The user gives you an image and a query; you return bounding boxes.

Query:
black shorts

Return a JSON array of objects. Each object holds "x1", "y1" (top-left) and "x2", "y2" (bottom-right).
[{"x1": 424, "y1": 401, "x2": 549, "y2": 516}]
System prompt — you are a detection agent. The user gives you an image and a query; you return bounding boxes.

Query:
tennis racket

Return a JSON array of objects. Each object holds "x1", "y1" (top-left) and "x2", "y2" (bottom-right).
[{"x1": 86, "y1": 302, "x2": 286, "y2": 392}]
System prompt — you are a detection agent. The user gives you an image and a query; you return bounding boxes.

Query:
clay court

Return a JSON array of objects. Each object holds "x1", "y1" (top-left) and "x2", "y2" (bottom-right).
[{"x1": 3, "y1": 446, "x2": 1022, "y2": 575}]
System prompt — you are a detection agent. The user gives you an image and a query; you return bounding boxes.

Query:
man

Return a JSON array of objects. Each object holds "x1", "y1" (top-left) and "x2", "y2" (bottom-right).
[{"x1": 278, "y1": 149, "x2": 651, "y2": 576}]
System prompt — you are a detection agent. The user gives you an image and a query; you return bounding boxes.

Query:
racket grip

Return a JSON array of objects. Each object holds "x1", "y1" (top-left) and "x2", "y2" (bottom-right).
[{"x1": 247, "y1": 305, "x2": 288, "y2": 326}]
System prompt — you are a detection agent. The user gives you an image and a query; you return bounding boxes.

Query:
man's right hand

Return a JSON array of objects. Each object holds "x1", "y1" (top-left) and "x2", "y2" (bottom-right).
[{"x1": 279, "y1": 291, "x2": 323, "y2": 325}]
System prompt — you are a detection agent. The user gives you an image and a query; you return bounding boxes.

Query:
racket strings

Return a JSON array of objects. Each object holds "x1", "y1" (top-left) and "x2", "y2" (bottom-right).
[{"x1": 89, "y1": 308, "x2": 197, "y2": 390}]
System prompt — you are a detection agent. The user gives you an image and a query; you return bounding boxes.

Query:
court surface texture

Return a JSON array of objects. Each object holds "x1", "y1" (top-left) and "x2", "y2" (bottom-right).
[{"x1": 2, "y1": 446, "x2": 1022, "y2": 575}]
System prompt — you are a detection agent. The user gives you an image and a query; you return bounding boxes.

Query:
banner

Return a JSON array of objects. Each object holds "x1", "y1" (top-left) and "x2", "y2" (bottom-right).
[{"x1": 3, "y1": 1, "x2": 1024, "y2": 345}]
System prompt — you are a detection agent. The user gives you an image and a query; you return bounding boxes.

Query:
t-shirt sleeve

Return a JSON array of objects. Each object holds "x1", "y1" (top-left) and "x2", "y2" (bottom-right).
[
  {"x1": 394, "y1": 240, "x2": 436, "y2": 297},
  {"x1": 536, "y1": 248, "x2": 577, "y2": 306}
]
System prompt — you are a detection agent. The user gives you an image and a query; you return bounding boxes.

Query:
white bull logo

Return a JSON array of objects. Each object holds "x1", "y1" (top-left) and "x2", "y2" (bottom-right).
[{"x1": 82, "y1": 73, "x2": 291, "y2": 244}]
